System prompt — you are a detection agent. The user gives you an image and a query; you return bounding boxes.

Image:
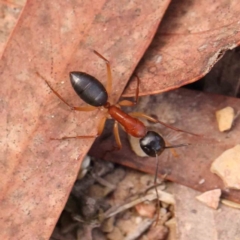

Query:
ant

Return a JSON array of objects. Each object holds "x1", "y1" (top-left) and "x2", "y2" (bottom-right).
[
  {"x1": 37, "y1": 50, "x2": 196, "y2": 156},
  {"x1": 37, "y1": 50, "x2": 195, "y2": 224}
]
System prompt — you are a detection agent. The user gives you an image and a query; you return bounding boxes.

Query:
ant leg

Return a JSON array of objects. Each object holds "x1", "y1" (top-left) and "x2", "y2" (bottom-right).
[
  {"x1": 113, "y1": 121, "x2": 122, "y2": 150},
  {"x1": 93, "y1": 50, "x2": 112, "y2": 96},
  {"x1": 118, "y1": 75, "x2": 140, "y2": 106},
  {"x1": 50, "y1": 116, "x2": 107, "y2": 140},
  {"x1": 103, "y1": 121, "x2": 122, "y2": 157},
  {"x1": 129, "y1": 112, "x2": 198, "y2": 136},
  {"x1": 37, "y1": 72, "x2": 96, "y2": 112},
  {"x1": 168, "y1": 145, "x2": 178, "y2": 158}
]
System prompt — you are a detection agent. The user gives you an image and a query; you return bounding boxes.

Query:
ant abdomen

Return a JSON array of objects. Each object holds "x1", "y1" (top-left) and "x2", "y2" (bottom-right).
[{"x1": 70, "y1": 72, "x2": 108, "y2": 107}]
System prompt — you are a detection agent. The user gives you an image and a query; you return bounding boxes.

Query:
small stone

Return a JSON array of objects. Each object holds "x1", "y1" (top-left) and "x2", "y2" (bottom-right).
[
  {"x1": 198, "y1": 178, "x2": 205, "y2": 185},
  {"x1": 196, "y1": 189, "x2": 221, "y2": 209},
  {"x1": 211, "y1": 145, "x2": 240, "y2": 189},
  {"x1": 216, "y1": 106, "x2": 234, "y2": 132}
]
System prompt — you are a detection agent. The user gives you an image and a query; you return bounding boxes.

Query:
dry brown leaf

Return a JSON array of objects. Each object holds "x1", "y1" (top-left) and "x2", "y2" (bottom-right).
[
  {"x1": 0, "y1": 1, "x2": 24, "y2": 56},
  {"x1": 123, "y1": 0, "x2": 240, "y2": 97},
  {"x1": 5, "y1": 1, "x2": 240, "y2": 99}
]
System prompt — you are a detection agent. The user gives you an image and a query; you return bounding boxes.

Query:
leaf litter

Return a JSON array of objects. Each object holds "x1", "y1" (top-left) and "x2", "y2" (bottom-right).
[{"x1": 1, "y1": 0, "x2": 240, "y2": 239}]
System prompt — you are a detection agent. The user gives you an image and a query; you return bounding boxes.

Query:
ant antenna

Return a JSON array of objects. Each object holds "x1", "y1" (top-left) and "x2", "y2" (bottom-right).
[
  {"x1": 153, "y1": 151, "x2": 160, "y2": 226},
  {"x1": 165, "y1": 143, "x2": 191, "y2": 149},
  {"x1": 140, "y1": 131, "x2": 190, "y2": 225}
]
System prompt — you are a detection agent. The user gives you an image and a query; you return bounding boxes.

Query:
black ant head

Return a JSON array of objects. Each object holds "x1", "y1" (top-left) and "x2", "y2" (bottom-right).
[{"x1": 140, "y1": 131, "x2": 166, "y2": 157}]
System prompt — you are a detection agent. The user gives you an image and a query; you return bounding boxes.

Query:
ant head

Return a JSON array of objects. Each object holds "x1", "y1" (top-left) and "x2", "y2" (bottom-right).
[{"x1": 140, "y1": 131, "x2": 166, "y2": 157}]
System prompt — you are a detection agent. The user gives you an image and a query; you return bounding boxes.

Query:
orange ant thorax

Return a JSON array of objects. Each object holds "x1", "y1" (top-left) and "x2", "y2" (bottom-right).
[{"x1": 108, "y1": 105, "x2": 147, "y2": 138}]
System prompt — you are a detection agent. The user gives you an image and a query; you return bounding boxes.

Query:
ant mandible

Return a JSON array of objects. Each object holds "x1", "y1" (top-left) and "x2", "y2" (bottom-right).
[{"x1": 37, "y1": 50, "x2": 196, "y2": 157}]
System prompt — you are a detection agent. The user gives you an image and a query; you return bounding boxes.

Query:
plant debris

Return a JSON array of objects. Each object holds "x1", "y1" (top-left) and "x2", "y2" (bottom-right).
[{"x1": 51, "y1": 157, "x2": 175, "y2": 240}]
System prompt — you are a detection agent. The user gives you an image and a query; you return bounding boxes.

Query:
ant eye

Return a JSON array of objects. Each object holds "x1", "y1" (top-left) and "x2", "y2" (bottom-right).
[{"x1": 140, "y1": 131, "x2": 166, "y2": 157}]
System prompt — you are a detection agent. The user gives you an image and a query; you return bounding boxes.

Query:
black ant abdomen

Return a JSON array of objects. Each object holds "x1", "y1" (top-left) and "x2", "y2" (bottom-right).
[{"x1": 70, "y1": 72, "x2": 108, "y2": 107}]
